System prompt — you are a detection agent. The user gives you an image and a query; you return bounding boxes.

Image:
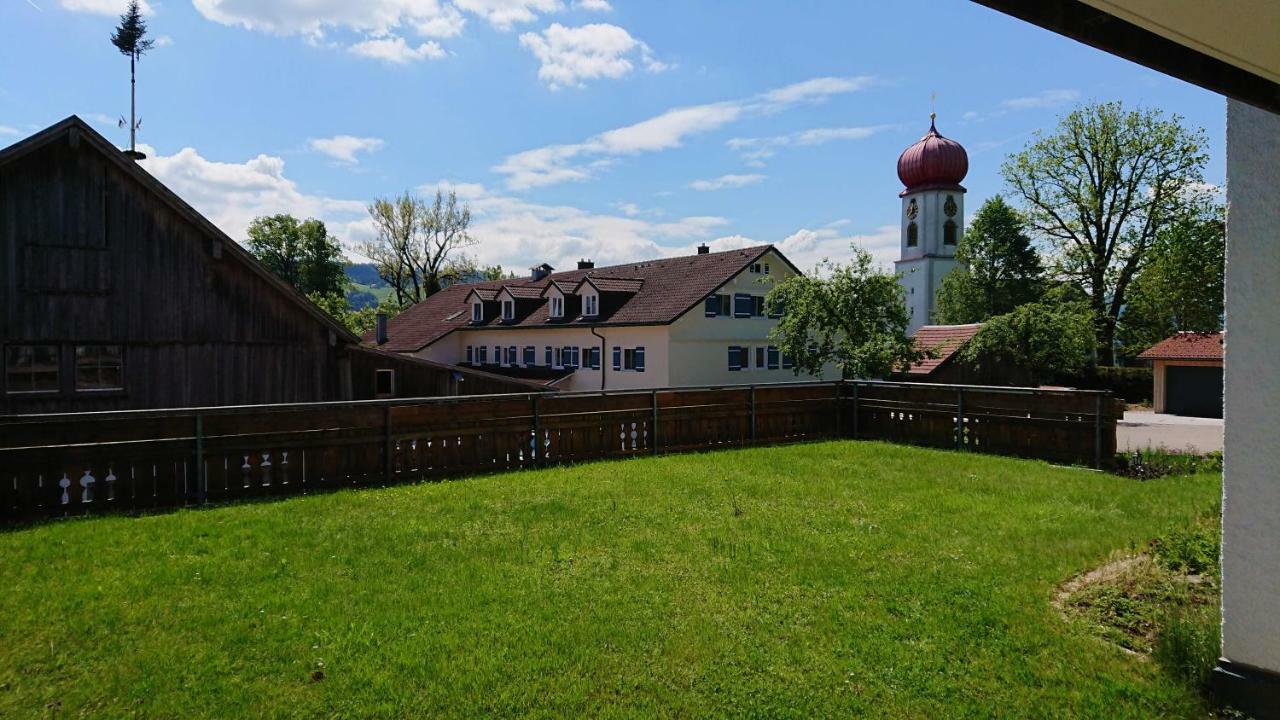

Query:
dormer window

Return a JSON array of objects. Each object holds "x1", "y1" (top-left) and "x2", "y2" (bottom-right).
[
  {"x1": 471, "y1": 302, "x2": 483, "y2": 323},
  {"x1": 583, "y1": 294, "x2": 599, "y2": 317},
  {"x1": 550, "y1": 295, "x2": 564, "y2": 318},
  {"x1": 502, "y1": 299, "x2": 515, "y2": 321}
]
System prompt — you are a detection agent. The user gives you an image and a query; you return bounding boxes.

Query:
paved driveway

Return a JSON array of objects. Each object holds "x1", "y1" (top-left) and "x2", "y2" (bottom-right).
[{"x1": 1118, "y1": 410, "x2": 1223, "y2": 453}]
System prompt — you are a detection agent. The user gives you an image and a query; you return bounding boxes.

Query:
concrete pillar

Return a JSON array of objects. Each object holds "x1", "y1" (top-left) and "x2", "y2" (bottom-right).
[{"x1": 1215, "y1": 99, "x2": 1280, "y2": 716}]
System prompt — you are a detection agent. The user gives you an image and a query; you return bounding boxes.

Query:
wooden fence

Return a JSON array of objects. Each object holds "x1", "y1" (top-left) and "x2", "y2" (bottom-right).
[{"x1": 0, "y1": 381, "x2": 1120, "y2": 523}]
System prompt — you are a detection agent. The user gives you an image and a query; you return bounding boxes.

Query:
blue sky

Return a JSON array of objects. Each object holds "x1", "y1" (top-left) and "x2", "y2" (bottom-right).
[{"x1": 1, "y1": 0, "x2": 1226, "y2": 272}]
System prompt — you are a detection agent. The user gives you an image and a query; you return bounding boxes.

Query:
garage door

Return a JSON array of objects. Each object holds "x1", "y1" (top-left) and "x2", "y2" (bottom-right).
[{"x1": 1165, "y1": 365, "x2": 1223, "y2": 418}]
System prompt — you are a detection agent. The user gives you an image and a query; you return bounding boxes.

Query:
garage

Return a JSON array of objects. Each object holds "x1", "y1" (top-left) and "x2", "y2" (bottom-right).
[{"x1": 1138, "y1": 332, "x2": 1224, "y2": 419}]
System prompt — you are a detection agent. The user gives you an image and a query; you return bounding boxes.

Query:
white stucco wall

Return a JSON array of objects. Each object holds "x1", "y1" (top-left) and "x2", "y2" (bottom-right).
[
  {"x1": 667, "y1": 248, "x2": 835, "y2": 386},
  {"x1": 1221, "y1": 99, "x2": 1280, "y2": 673},
  {"x1": 896, "y1": 188, "x2": 965, "y2": 334}
]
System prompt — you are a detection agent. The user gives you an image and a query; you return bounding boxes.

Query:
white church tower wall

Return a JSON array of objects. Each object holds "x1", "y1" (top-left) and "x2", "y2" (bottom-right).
[{"x1": 892, "y1": 115, "x2": 969, "y2": 335}]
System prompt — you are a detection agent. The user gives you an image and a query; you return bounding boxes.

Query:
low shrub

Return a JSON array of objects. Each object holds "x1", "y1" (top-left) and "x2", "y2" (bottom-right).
[
  {"x1": 1113, "y1": 450, "x2": 1223, "y2": 480},
  {"x1": 1060, "y1": 366, "x2": 1153, "y2": 403},
  {"x1": 1151, "y1": 516, "x2": 1220, "y2": 577}
]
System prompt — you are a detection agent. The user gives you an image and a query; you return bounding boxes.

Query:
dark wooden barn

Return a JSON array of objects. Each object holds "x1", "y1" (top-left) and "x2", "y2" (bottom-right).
[{"x1": 1, "y1": 116, "x2": 546, "y2": 414}]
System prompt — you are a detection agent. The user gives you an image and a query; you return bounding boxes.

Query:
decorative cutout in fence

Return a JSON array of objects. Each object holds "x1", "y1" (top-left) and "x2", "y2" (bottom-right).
[{"x1": 0, "y1": 381, "x2": 1119, "y2": 523}]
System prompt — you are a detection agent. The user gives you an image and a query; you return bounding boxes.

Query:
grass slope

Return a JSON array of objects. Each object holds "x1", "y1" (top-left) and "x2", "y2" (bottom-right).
[{"x1": 0, "y1": 441, "x2": 1219, "y2": 718}]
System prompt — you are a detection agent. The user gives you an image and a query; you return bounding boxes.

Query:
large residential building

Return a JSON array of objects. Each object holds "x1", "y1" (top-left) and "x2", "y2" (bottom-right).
[
  {"x1": 894, "y1": 115, "x2": 969, "y2": 335},
  {"x1": 373, "y1": 245, "x2": 835, "y2": 390}
]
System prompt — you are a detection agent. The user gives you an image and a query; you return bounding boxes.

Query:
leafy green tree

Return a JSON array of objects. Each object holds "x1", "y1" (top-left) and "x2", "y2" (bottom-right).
[
  {"x1": 766, "y1": 246, "x2": 921, "y2": 379},
  {"x1": 1118, "y1": 202, "x2": 1224, "y2": 359},
  {"x1": 480, "y1": 265, "x2": 516, "y2": 281},
  {"x1": 110, "y1": 0, "x2": 154, "y2": 156},
  {"x1": 1003, "y1": 101, "x2": 1209, "y2": 365},
  {"x1": 959, "y1": 287, "x2": 1095, "y2": 386},
  {"x1": 934, "y1": 195, "x2": 1043, "y2": 324},
  {"x1": 246, "y1": 214, "x2": 348, "y2": 298}
]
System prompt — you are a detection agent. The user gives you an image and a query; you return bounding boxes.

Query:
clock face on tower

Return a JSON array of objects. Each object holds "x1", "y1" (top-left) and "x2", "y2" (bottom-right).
[
  {"x1": 944, "y1": 195, "x2": 958, "y2": 217},
  {"x1": 906, "y1": 198, "x2": 918, "y2": 220}
]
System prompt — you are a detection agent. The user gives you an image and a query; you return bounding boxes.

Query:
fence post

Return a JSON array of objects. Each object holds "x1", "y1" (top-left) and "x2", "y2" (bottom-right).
[
  {"x1": 1094, "y1": 394, "x2": 1103, "y2": 469},
  {"x1": 851, "y1": 382, "x2": 859, "y2": 439},
  {"x1": 532, "y1": 394, "x2": 541, "y2": 464},
  {"x1": 194, "y1": 413, "x2": 205, "y2": 505},
  {"x1": 383, "y1": 405, "x2": 393, "y2": 483},
  {"x1": 834, "y1": 381, "x2": 843, "y2": 438},
  {"x1": 651, "y1": 389, "x2": 659, "y2": 455},
  {"x1": 749, "y1": 385, "x2": 757, "y2": 445},
  {"x1": 956, "y1": 387, "x2": 965, "y2": 451}
]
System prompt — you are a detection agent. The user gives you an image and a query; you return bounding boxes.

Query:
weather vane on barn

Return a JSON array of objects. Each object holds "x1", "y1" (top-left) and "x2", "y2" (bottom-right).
[{"x1": 110, "y1": 0, "x2": 154, "y2": 161}]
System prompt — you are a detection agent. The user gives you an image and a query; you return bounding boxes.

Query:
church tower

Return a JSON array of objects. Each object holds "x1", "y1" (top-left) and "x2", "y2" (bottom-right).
[{"x1": 894, "y1": 114, "x2": 969, "y2": 335}]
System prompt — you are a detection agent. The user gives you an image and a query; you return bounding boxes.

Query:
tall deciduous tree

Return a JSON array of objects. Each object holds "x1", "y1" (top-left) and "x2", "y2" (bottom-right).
[
  {"x1": 361, "y1": 189, "x2": 475, "y2": 305},
  {"x1": 1118, "y1": 201, "x2": 1225, "y2": 359},
  {"x1": 766, "y1": 246, "x2": 921, "y2": 379},
  {"x1": 934, "y1": 195, "x2": 1044, "y2": 324},
  {"x1": 110, "y1": 0, "x2": 154, "y2": 157},
  {"x1": 246, "y1": 214, "x2": 348, "y2": 298},
  {"x1": 1002, "y1": 101, "x2": 1208, "y2": 365},
  {"x1": 959, "y1": 286, "x2": 1095, "y2": 386}
]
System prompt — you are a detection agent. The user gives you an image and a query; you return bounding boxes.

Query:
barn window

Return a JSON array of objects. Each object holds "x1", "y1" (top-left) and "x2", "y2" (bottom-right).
[
  {"x1": 74, "y1": 345, "x2": 123, "y2": 391},
  {"x1": 943, "y1": 220, "x2": 958, "y2": 246},
  {"x1": 5, "y1": 345, "x2": 60, "y2": 393},
  {"x1": 374, "y1": 369, "x2": 395, "y2": 398},
  {"x1": 907, "y1": 222, "x2": 918, "y2": 247}
]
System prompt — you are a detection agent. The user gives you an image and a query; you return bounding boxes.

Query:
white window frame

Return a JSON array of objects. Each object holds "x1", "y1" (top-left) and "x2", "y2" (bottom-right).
[
  {"x1": 550, "y1": 295, "x2": 564, "y2": 318},
  {"x1": 502, "y1": 299, "x2": 515, "y2": 321},
  {"x1": 471, "y1": 302, "x2": 483, "y2": 323},
  {"x1": 374, "y1": 369, "x2": 395, "y2": 399},
  {"x1": 553, "y1": 347, "x2": 564, "y2": 368},
  {"x1": 583, "y1": 293, "x2": 599, "y2": 317}
]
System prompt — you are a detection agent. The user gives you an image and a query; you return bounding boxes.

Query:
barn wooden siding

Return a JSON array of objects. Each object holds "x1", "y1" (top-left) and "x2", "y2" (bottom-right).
[
  {"x1": 0, "y1": 380, "x2": 1121, "y2": 523},
  {"x1": 1, "y1": 123, "x2": 352, "y2": 414}
]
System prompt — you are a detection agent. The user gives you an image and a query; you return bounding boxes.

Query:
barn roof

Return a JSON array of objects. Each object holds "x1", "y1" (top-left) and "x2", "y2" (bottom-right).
[
  {"x1": 0, "y1": 115, "x2": 361, "y2": 345},
  {"x1": 1137, "y1": 331, "x2": 1224, "y2": 361},
  {"x1": 372, "y1": 244, "x2": 795, "y2": 352},
  {"x1": 902, "y1": 324, "x2": 983, "y2": 375}
]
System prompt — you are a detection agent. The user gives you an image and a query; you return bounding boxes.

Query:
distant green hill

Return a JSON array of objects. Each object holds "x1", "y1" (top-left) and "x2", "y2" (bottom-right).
[{"x1": 346, "y1": 263, "x2": 392, "y2": 310}]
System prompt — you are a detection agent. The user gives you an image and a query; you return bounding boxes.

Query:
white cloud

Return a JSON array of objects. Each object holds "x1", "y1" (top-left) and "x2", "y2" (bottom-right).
[
  {"x1": 699, "y1": 224, "x2": 899, "y2": 275},
  {"x1": 494, "y1": 75, "x2": 874, "y2": 189},
  {"x1": 576, "y1": 0, "x2": 610, "y2": 10},
  {"x1": 519, "y1": 22, "x2": 667, "y2": 89},
  {"x1": 728, "y1": 123, "x2": 892, "y2": 166},
  {"x1": 961, "y1": 110, "x2": 979, "y2": 121},
  {"x1": 688, "y1": 173, "x2": 765, "y2": 191},
  {"x1": 59, "y1": 0, "x2": 151, "y2": 15},
  {"x1": 191, "y1": 0, "x2": 558, "y2": 61},
  {"x1": 135, "y1": 144, "x2": 370, "y2": 248},
  {"x1": 413, "y1": 181, "x2": 730, "y2": 270},
  {"x1": 999, "y1": 89, "x2": 1080, "y2": 110},
  {"x1": 0, "y1": 125, "x2": 19, "y2": 136},
  {"x1": 154, "y1": 34, "x2": 173, "y2": 47},
  {"x1": 348, "y1": 36, "x2": 446, "y2": 63},
  {"x1": 308, "y1": 135, "x2": 386, "y2": 163}
]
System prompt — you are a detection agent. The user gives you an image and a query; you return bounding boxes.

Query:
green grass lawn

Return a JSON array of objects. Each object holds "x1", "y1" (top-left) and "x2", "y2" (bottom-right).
[{"x1": 0, "y1": 441, "x2": 1220, "y2": 718}]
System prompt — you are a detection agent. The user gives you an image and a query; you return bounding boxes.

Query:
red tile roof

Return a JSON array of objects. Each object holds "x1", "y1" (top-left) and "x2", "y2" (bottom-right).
[
  {"x1": 903, "y1": 324, "x2": 983, "y2": 375},
  {"x1": 1137, "y1": 331, "x2": 1224, "y2": 361},
  {"x1": 371, "y1": 245, "x2": 785, "y2": 352},
  {"x1": 581, "y1": 277, "x2": 644, "y2": 293},
  {"x1": 502, "y1": 285, "x2": 545, "y2": 300}
]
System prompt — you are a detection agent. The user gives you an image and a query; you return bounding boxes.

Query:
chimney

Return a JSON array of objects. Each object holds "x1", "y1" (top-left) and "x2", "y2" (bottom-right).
[
  {"x1": 375, "y1": 312, "x2": 388, "y2": 345},
  {"x1": 577, "y1": 259, "x2": 594, "y2": 270},
  {"x1": 697, "y1": 243, "x2": 710, "y2": 255},
  {"x1": 530, "y1": 263, "x2": 553, "y2": 281}
]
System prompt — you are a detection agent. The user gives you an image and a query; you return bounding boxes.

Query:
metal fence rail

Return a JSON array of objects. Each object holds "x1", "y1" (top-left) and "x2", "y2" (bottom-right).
[{"x1": 0, "y1": 380, "x2": 1120, "y2": 523}]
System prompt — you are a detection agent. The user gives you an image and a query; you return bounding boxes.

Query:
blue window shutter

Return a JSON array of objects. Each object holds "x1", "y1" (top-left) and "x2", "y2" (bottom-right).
[
  {"x1": 705, "y1": 296, "x2": 718, "y2": 316},
  {"x1": 466, "y1": 346, "x2": 473, "y2": 364},
  {"x1": 782, "y1": 352, "x2": 794, "y2": 370},
  {"x1": 728, "y1": 346, "x2": 741, "y2": 371},
  {"x1": 635, "y1": 347, "x2": 645, "y2": 372},
  {"x1": 612, "y1": 346, "x2": 622, "y2": 371},
  {"x1": 767, "y1": 346, "x2": 780, "y2": 370},
  {"x1": 545, "y1": 346, "x2": 552, "y2": 366},
  {"x1": 734, "y1": 293, "x2": 752, "y2": 318},
  {"x1": 591, "y1": 347, "x2": 601, "y2": 369}
]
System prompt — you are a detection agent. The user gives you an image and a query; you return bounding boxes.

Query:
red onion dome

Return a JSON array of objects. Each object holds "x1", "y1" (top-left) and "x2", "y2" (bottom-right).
[{"x1": 896, "y1": 115, "x2": 968, "y2": 192}]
